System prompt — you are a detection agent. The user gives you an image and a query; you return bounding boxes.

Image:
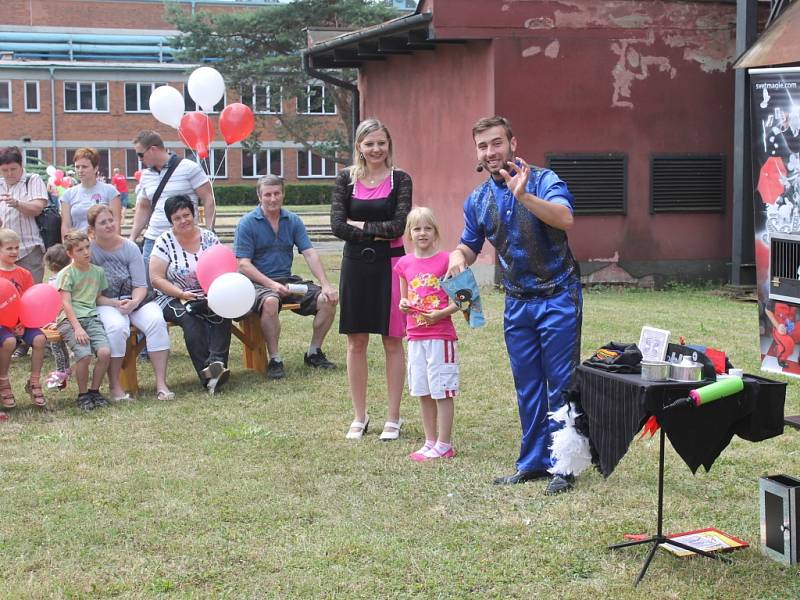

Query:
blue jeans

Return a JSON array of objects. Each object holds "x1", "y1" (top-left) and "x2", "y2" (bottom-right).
[{"x1": 503, "y1": 279, "x2": 583, "y2": 473}]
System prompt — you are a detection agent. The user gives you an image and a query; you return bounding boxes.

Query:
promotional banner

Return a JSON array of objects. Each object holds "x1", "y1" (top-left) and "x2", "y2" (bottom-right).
[{"x1": 750, "y1": 67, "x2": 800, "y2": 376}]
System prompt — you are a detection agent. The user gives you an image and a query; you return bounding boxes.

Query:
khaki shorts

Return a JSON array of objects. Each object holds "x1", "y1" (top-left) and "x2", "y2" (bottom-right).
[{"x1": 57, "y1": 316, "x2": 109, "y2": 361}]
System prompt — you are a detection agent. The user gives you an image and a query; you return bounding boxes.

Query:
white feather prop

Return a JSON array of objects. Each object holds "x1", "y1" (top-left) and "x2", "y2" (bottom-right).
[{"x1": 548, "y1": 402, "x2": 592, "y2": 477}]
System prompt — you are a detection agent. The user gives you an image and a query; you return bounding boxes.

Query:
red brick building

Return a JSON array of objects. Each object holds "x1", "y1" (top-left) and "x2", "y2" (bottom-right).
[
  {"x1": 0, "y1": 0, "x2": 341, "y2": 186},
  {"x1": 306, "y1": 0, "x2": 741, "y2": 284}
]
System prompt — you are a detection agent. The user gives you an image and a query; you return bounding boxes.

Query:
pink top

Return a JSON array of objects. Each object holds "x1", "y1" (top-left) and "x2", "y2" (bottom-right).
[
  {"x1": 394, "y1": 252, "x2": 457, "y2": 341},
  {"x1": 354, "y1": 175, "x2": 403, "y2": 248}
]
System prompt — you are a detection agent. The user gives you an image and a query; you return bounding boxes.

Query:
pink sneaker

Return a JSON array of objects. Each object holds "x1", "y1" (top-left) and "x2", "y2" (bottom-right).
[
  {"x1": 420, "y1": 446, "x2": 456, "y2": 461},
  {"x1": 408, "y1": 450, "x2": 429, "y2": 462}
]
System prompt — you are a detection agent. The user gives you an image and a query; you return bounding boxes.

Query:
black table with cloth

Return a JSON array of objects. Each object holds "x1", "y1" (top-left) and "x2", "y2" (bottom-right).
[{"x1": 575, "y1": 364, "x2": 786, "y2": 478}]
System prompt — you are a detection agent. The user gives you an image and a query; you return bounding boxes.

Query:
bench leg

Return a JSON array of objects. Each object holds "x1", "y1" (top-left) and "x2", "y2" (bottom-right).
[
  {"x1": 119, "y1": 331, "x2": 146, "y2": 394},
  {"x1": 242, "y1": 313, "x2": 267, "y2": 373}
]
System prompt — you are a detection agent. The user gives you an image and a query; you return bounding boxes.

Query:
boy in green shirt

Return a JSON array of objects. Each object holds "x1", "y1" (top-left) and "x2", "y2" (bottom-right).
[{"x1": 56, "y1": 231, "x2": 112, "y2": 410}]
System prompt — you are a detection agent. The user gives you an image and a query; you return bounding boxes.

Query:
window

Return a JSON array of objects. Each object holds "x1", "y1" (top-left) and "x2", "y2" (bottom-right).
[
  {"x1": 298, "y1": 84, "x2": 336, "y2": 115},
  {"x1": 242, "y1": 149, "x2": 282, "y2": 178},
  {"x1": 650, "y1": 155, "x2": 726, "y2": 213},
  {"x1": 23, "y1": 149, "x2": 41, "y2": 167},
  {"x1": 241, "y1": 84, "x2": 281, "y2": 114},
  {"x1": 297, "y1": 150, "x2": 337, "y2": 178},
  {"x1": 546, "y1": 154, "x2": 627, "y2": 215},
  {"x1": 66, "y1": 148, "x2": 111, "y2": 180},
  {"x1": 64, "y1": 81, "x2": 108, "y2": 112},
  {"x1": 186, "y1": 148, "x2": 227, "y2": 179},
  {"x1": 183, "y1": 86, "x2": 224, "y2": 113},
  {"x1": 125, "y1": 149, "x2": 142, "y2": 178},
  {"x1": 0, "y1": 81, "x2": 10, "y2": 111},
  {"x1": 125, "y1": 82, "x2": 165, "y2": 113},
  {"x1": 24, "y1": 81, "x2": 39, "y2": 112}
]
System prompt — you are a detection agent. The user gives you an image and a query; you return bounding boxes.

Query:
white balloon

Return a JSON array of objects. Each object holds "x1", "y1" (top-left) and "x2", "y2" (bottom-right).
[
  {"x1": 207, "y1": 272, "x2": 256, "y2": 319},
  {"x1": 187, "y1": 66, "x2": 225, "y2": 113},
  {"x1": 149, "y1": 85, "x2": 185, "y2": 129},
  {"x1": 46, "y1": 165, "x2": 56, "y2": 176}
]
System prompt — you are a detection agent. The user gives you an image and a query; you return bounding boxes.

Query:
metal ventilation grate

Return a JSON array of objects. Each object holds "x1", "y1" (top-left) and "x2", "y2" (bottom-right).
[
  {"x1": 769, "y1": 233, "x2": 800, "y2": 303},
  {"x1": 546, "y1": 154, "x2": 626, "y2": 215},
  {"x1": 651, "y1": 155, "x2": 726, "y2": 213}
]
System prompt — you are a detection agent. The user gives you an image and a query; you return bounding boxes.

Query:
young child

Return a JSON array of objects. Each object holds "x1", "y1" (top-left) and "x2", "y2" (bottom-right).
[
  {"x1": 0, "y1": 228, "x2": 48, "y2": 408},
  {"x1": 44, "y1": 244, "x2": 72, "y2": 388},
  {"x1": 394, "y1": 207, "x2": 460, "y2": 461},
  {"x1": 56, "y1": 231, "x2": 112, "y2": 410}
]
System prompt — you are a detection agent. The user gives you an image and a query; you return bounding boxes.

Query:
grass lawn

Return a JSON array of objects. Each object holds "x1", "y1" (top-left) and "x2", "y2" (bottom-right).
[{"x1": 1, "y1": 257, "x2": 798, "y2": 598}]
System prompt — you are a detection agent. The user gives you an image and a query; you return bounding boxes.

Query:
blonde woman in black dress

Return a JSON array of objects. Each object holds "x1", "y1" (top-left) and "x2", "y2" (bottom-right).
[{"x1": 331, "y1": 119, "x2": 412, "y2": 440}]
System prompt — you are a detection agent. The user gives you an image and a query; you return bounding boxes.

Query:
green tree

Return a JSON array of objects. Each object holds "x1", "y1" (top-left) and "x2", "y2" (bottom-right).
[{"x1": 167, "y1": 0, "x2": 399, "y2": 165}]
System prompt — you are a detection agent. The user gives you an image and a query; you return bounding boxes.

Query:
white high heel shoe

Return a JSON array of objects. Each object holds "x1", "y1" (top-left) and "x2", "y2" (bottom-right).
[
  {"x1": 379, "y1": 418, "x2": 404, "y2": 441},
  {"x1": 345, "y1": 414, "x2": 370, "y2": 440}
]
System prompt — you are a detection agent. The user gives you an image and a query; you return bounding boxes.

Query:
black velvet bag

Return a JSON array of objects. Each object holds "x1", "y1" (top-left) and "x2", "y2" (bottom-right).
[{"x1": 583, "y1": 342, "x2": 643, "y2": 373}]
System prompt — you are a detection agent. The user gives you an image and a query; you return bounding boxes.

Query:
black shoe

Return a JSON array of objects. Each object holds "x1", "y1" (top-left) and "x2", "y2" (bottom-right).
[
  {"x1": 201, "y1": 361, "x2": 225, "y2": 380},
  {"x1": 493, "y1": 469, "x2": 550, "y2": 485},
  {"x1": 267, "y1": 359, "x2": 285, "y2": 380},
  {"x1": 76, "y1": 393, "x2": 95, "y2": 411},
  {"x1": 304, "y1": 349, "x2": 335, "y2": 369},
  {"x1": 89, "y1": 390, "x2": 110, "y2": 407},
  {"x1": 544, "y1": 474, "x2": 575, "y2": 495}
]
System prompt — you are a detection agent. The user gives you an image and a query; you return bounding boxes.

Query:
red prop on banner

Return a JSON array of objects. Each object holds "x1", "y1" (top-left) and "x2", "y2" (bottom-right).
[
  {"x1": 757, "y1": 156, "x2": 788, "y2": 205},
  {"x1": 219, "y1": 103, "x2": 255, "y2": 145},
  {"x1": 196, "y1": 244, "x2": 238, "y2": 293},
  {"x1": 179, "y1": 111, "x2": 215, "y2": 159},
  {"x1": 0, "y1": 279, "x2": 21, "y2": 328},
  {"x1": 19, "y1": 284, "x2": 62, "y2": 328}
]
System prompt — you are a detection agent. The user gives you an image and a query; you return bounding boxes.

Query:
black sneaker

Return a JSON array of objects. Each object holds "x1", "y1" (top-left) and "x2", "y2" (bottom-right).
[
  {"x1": 544, "y1": 474, "x2": 575, "y2": 496},
  {"x1": 304, "y1": 349, "x2": 335, "y2": 369},
  {"x1": 266, "y1": 359, "x2": 285, "y2": 380},
  {"x1": 207, "y1": 368, "x2": 230, "y2": 395},
  {"x1": 76, "y1": 393, "x2": 95, "y2": 411}
]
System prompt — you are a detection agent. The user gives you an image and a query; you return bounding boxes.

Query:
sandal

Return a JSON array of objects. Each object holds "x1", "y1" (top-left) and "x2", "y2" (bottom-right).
[
  {"x1": 156, "y1": 390, "x2": 175, "y2": 401},
  {"x1": 379, "y1": 419, "x2": 404, "y2": 441},
  {"x1": 0, "y1": 377, "x2": 16, "y2": 409},
  {"x1": 25, "y1": 378, "x2": 47, "y2": 407},
  {"x1": 345, "y1": 414, "x2": 370, "y2": 440}
]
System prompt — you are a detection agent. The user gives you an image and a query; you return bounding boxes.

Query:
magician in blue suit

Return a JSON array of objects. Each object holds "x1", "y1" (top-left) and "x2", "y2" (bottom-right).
[{"x1": 448, "y1": 116, "x2": 583, "y2": 495}]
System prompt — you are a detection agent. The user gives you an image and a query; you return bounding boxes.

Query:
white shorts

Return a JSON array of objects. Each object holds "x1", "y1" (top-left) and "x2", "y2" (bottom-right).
[{"x1": 407, "y1": 339, "x2": 459, "y2": 400}]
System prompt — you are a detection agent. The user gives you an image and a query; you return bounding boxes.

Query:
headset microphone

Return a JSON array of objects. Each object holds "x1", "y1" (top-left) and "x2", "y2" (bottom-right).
[{"x1": 476, "y1": 163, "x2": 484, "y2": 172}]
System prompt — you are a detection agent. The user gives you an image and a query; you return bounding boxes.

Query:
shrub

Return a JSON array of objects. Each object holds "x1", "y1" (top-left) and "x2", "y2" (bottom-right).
[{"x1": 212, "y1": 183, "x2": 334, "y2": 206}]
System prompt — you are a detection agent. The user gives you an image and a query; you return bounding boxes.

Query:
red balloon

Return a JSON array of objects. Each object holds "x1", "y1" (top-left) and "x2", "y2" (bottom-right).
[
  {"x1": 179, "y1": 111, "x2": 215, "y2": 159},
  {"x1": 0, "y1": 279, "x2": 21, "y2": 328},
  {"x1": 19, "y1": 284, "x2": 62, "y2": 328},
  {"x1": 196, "y1": 244, "x2": 238, "y2": 293},
  {"x1": 219, "y1": 103, "x2": 255, "y2": 145},
  {"x1": 134, "y1": 170, "x2": 142, "y2": 182}
]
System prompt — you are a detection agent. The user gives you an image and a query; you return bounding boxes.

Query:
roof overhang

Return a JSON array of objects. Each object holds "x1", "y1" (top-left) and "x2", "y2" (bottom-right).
[
  {"x1": 303, "y1": 12, "x2": 466, "y2": 70},
  {"x1": 735, "y1": 0, "x2": 800, "y2": 69}
]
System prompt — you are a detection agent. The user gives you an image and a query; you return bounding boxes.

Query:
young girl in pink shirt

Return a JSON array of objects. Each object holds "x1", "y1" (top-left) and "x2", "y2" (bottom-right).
[{"x1": 394, "y1": 207, "x2": 460, "y2": 461}]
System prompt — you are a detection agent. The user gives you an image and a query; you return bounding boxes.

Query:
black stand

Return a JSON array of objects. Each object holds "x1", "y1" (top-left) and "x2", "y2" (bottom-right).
[{"x1": 608, "y1": 428, "x2": 729, "y2": 586}]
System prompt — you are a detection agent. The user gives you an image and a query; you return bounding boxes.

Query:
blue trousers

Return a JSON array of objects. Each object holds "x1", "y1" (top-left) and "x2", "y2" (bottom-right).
[{"x1": 504, "y1": 280, "x2": 582, "y2": 472}]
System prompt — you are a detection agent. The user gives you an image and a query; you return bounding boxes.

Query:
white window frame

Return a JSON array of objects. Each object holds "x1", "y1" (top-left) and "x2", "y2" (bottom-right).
[
  {"x1": 297, "y1": 150, "x2": 338, "y2": 179},
  {"x1": 125, "y1": 149, "x2": 143, "y2": 178},
  {"x1": 124, "y1": 82, "x2": 164, "y2": 113},
  {"x1": 241, "y1": 148, "x2": 282, "y2": 179},
  {"x1": 243, "y1": 84, "x2": 282, "y2": 114},
  {"x1": 0, "y1": 81, "x2": 11, "y2": 112},
  {"x1": 297, "y1": 84, "x2": 336, "y2": 115},
  {"x1": 186, "y1": 148, "x2": 228, "y2": 179},
  {"x1": 64, "y1": 81, "x2": 109, "y2": 113},
  {"x1": 23, "y1": 148, "x2": 41, "y2": 167},
  {"x1": 24, "y1": 81, "x2": 39, "y2": 112},
  {"x1": 183, "y1": 85, "x2": 226, "y2": 114}
]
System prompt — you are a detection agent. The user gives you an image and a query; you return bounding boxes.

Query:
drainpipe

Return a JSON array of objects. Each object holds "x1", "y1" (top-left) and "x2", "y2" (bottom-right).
[
  {"x1": 49, "y1": 66, "x2": 56, "y2": 164},
  {"x1": 301, "y1": 50, "x2": 360, "y2": 146}
]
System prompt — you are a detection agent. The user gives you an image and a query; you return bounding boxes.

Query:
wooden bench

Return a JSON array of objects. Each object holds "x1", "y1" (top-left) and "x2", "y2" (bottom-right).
[{"x1": 43, "y1": 304, "x2": 300, "y2": 394}]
